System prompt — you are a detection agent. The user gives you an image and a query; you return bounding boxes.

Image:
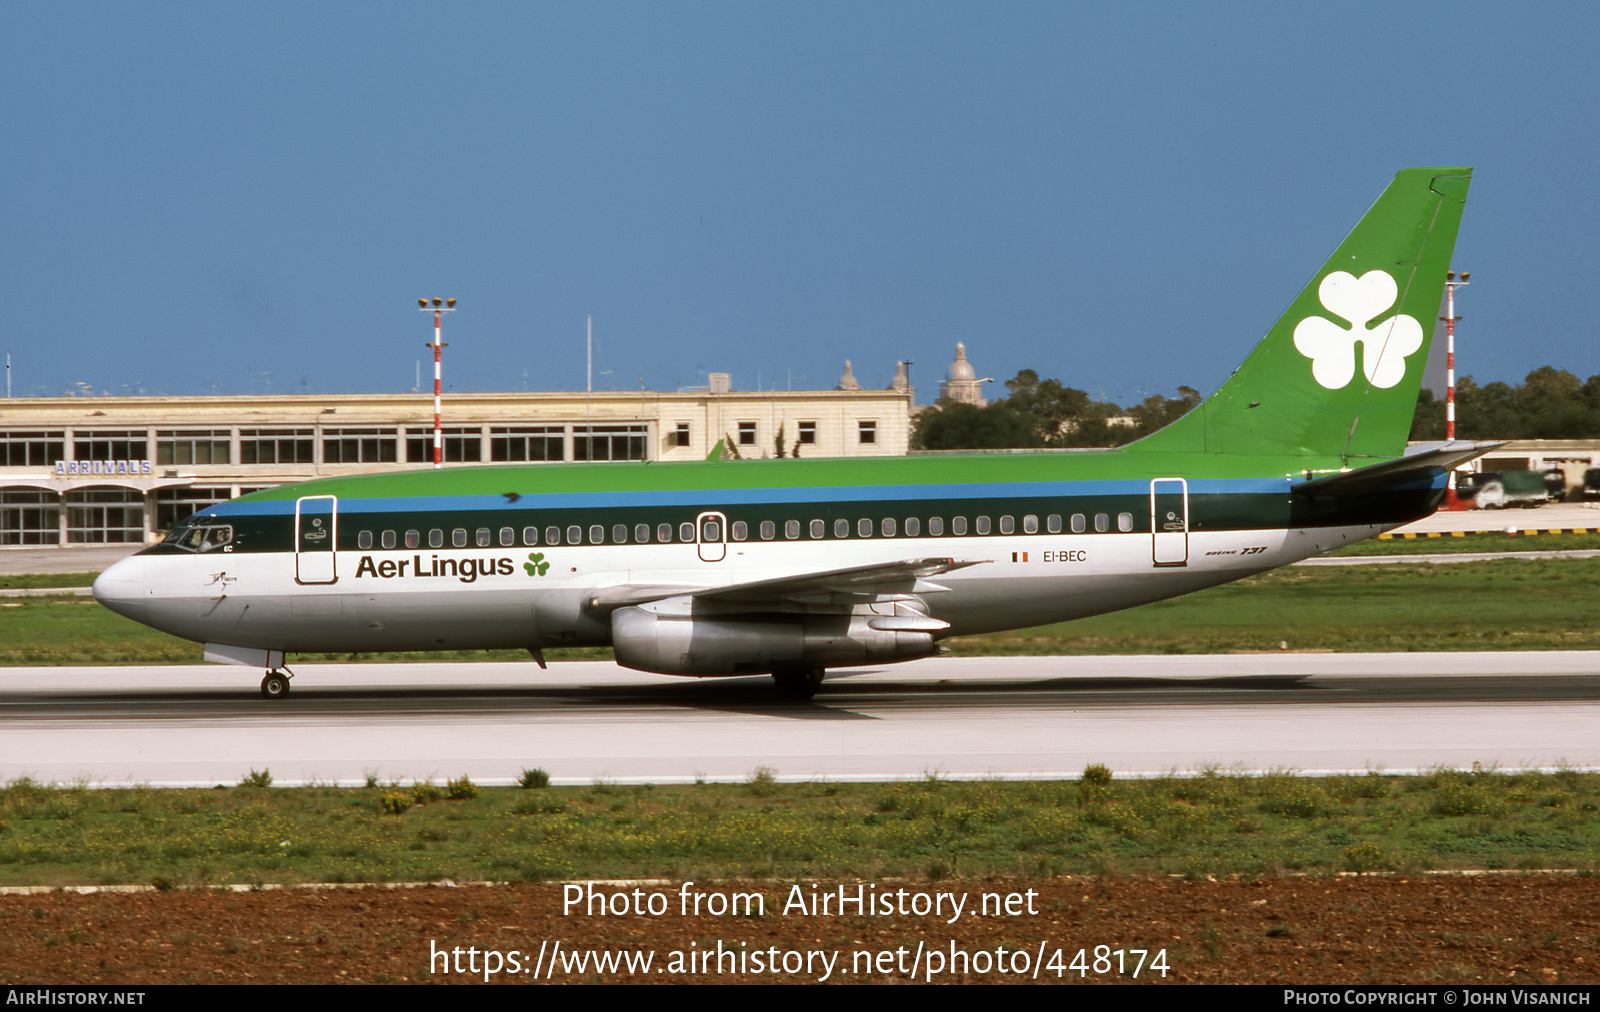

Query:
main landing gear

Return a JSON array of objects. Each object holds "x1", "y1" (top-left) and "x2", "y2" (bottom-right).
[
  {"x1": 260, "y1": 668, "x2": 294, "y2": 700},
  {"x1": 771, "y1": 666, "x2": 825, "y2": 700}
]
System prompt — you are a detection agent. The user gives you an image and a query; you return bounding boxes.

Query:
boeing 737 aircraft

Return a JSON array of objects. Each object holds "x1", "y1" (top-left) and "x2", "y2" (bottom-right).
[{"x1": 95, "y1": 167, "x2": 1485, "y2": 699}]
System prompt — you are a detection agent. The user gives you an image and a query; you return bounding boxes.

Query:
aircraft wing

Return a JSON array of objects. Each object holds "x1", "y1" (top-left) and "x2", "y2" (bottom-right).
[
  {"x1": 1291, "y1": 441, "x2": 1503, "y2": 498},
  {"x1": 582, "y1": 557, "x2": 988, "y2": 614}
]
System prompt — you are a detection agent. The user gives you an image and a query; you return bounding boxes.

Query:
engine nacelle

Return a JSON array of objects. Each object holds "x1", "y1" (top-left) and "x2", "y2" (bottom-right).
[{"x1": 611, "y1": 600, "x2": 939, "y2": 676}]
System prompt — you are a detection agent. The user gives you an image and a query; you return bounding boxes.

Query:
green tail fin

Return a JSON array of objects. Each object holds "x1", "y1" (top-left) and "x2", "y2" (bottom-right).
[{"x1": 1127, "y1": 167, "x2": 1471, "y2": 462}]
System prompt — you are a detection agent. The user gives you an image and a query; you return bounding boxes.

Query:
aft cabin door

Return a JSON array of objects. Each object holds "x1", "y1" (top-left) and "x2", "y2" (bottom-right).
[
  {"x1": 1150, "y1": 479, "x2": 1189, "y2": 567},
  {"x1": 696, "y1": 511, "x2": 727, "y2": 563},
  {"x1": 295, "y1": 495, "x2": 338, "y2": 584}
]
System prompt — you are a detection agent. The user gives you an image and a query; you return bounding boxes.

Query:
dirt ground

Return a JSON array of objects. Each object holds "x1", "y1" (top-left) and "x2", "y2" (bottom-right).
[{"x1": 1, "y1": 875, "x2": 1596, "y2": 985}]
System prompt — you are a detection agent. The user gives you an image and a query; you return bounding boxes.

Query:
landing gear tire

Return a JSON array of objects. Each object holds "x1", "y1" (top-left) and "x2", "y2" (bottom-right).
[
  {"x1": 772, "y1": 666, "x2": 824, "y2": 700},
  {"x1": 260, "y1": 671, "x2": 291, "y2": 700}
]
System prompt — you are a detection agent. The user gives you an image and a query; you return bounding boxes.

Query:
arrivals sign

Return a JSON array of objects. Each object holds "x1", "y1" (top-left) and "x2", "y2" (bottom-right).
[{"x1": 54, "y1": 460, "x2": 154, "y2": 477}]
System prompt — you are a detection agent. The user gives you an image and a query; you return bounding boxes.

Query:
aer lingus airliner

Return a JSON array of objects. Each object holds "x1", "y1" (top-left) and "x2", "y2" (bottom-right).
[{"x1": 95, "y1": 167, "x2": 1485, "y2": 700}]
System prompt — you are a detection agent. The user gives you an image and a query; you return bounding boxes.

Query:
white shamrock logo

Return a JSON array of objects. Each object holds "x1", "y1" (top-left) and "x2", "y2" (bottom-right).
[{"x1": 1292, "y1": 270, "x2": 1424, "y2": 390}]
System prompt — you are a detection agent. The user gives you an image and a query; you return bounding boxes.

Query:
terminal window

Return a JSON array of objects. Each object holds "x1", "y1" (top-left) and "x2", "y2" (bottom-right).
[
  {"x1": 322, "y1": 428, "x2": 397, "y2": 465},
  {"x1": 491, "y1": 426, "x2": 564, "y2": 462},
  {"x1": 0, "y1": 431, "x2": 65, "y2": 467},
  {"x1": 574, "y1": 425, "x2": 647, "y2": 462},
  {"x1": 240, "y1": 429, "x2": 314, "y2": 465},
  {"x1": 74, "y1": 431, "x2": 147, "y2": 461},
  {"x1": 407, "y1": 427, "x2": 482, "y2": 463},
  {"x1": 157, "y1": 430, "x2": 231, "y2": 466}
]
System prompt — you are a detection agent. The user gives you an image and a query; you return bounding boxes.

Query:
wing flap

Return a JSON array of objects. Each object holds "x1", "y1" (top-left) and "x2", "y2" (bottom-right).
[{"x1": 582, "y1": 557, "x2": 988, "y2": 614}]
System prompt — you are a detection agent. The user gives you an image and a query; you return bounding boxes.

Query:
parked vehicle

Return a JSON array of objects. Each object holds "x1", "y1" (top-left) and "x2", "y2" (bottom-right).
[
  {"x1": 1583, "y1": 468, "x2": 1600, "y2": 501},
  {"x1": 1469, "y1": 469, "x2": 1552, "y2": 509},
  {"x1": 1455, "y1": 471, "x2": 1494, "y2": 500}
]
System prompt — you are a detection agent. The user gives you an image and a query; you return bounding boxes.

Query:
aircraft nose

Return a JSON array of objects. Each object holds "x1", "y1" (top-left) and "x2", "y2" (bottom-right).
[{"x1": 92, "y1": 556, "x2": 152, "y2": 624}]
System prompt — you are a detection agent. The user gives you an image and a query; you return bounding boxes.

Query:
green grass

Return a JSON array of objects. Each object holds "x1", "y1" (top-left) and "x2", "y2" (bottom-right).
[
  {"x1": 1, "y1": 768, "x2": 1595, "y2": 886},
  {"x1": 6, "y1": 556, "x2": 1599, "y2": 664},
  {"x1": 1330, "y1": 530, "x2": 1600, "y2": 556},
  {"x1": 0, "y1": 573, "x2": 99, "y2": 590},
  {"x1": 947, "y1": 556, "x2": 1600, "y2": 654}
]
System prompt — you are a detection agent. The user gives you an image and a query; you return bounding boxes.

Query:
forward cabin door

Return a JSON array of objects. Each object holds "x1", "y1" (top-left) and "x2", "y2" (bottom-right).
[
  {"x1": 696, "y1": 510, "x2": 727, "y2": 563},
  {"x1": 1150, "y1": 478, "x2": 1189, "y2": 567},
  {"x1": 295, "y1": 495, "x2": 339, "y2": 584}
]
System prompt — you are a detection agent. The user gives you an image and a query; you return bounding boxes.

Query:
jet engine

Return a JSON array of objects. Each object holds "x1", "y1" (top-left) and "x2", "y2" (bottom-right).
[{"x1": 610, "y1": 597, "x2": 942, "y2": 676}]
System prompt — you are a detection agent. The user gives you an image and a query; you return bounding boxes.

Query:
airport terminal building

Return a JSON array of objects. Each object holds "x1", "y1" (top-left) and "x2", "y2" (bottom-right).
[{"x1": 0, "y1": 370, "x2": 914, "y2": 548}]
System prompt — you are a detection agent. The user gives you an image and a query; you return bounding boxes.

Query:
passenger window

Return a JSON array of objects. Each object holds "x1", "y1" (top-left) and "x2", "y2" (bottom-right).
[
  {"x1": 834, "y1": 518, "x2": 850, "y2": 538},
  {"x1": 657, "y1": 523, "x2": 673, "y2": 543},
  {"x1": 405, "y1": 530, "x2": 420, "y2": 549},
  {"x1": 589, "y1": 525, "x2": 604, "y2": 544},
  {"x1": 1095, "y1": 513, "x2": 1110, "y2": 533},
  {"x1": 500, "y1": 527, "x2": 515, "y2": 546},
  {"x1": 381, "y1": 530, "x2": 396, "y2": 549},
  {"x1": 546, "y1": 527, "x2": 561, "y2": 546},
  {"x1": 358, "y1": 531, "x2": 373, "y2": 550},
  {"x1": 809, "y1": 519, "x2": 824, "y2": 539},
  {"x1": 904, "y1": 517, "x2": 920, "y2": 537},
  {"x1": 523, "y1": 527, "x2": 538, "y2": 546},
  {"x1": 700, "y1": 518, "x2": 721, "y2": 542},
  {"x1": 928, "y1": 517, "x2": 944, "y2": 536},
  {"x1": 858, "y1": 518, "x2": 873, "y2": 537},
  {"x1": 1118, "y1": 513, "x2": 1134, "y2": 532},
  {"x1": 476, "y1": 528, "x2": 491, "y2": 547},
  {"x1": 430, "y1": 529, "x2": 444, "y2": 548},
  {"x1": 1047, "y1": 514, "x2": 1061, "y2": 534},
  {"x1": 760, "y1": 520, "x2": 775, "y2": 540},
  {"x1": 612, "y1": 524, "x2": 628, "y2": 543},
  {"x1": 566, "y1": 526, "x2": 582, "y2": 545},
  {"x1": 453, "y1": 529, "x2": 468, "y2": 548},
  {"x1": 785, "y1": 520, "x2": 800, "y2": 539},
  {"x1": 975, "y1": 516, "x2": 991, "y2": 535},
  {"x1": 952, "y1": 516, "x2": 968, "y2": 535},
  {"x1": 882, "y1": 517, "x2": 896, "y2": 538},
  {"x1": 732, "y1": 521, "x2": 748, "y2": 541},
  {"x1": 1071, "y1": 514, "x2": 1086, "y2": 534},
  {"x1": 635, "y1": 524, "x2": 651, "y2": 543},
  {"x1": 1023, "y1": 515, "x2": 1038, "y2": 534},
  {"x1": 678, "y1": 522, "x2": 694, "y2": 543},
  {"x1": 999, "y1": 516, "x2": 1014, "y2": 535}
]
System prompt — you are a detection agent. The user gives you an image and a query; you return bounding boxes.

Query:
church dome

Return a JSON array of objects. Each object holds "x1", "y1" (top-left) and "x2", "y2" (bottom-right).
[{"x1": 946, "y1": 342, "x2": 976, "y2": 382}]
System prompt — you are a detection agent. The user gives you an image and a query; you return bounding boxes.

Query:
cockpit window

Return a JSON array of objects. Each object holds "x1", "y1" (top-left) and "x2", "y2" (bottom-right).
[{"x1": 165, "y1": 522, "x2": 234, "y2": 553}]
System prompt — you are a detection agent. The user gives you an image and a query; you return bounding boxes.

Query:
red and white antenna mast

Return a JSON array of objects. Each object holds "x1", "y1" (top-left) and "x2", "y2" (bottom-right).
[
  {"x1": 1442, "y1": 271, "x2": 1468, "y2": 508},
  {"x1": 417, "y1": 297, "x2": 457, "y2": 469}
]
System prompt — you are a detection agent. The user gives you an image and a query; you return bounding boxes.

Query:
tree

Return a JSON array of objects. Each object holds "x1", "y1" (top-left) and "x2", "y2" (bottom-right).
[
  {"x1": 912, "y1": 401, "x2": 1042, "y2": 450},
  {"x1": 1412, "y1": 367, "x2": 1600, "y2": 440},
  {"x1": 911, "y1": 370, "x2": 1202, "y2": 451}
]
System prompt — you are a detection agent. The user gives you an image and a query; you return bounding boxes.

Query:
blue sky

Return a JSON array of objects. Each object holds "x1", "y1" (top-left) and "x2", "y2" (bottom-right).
[{"x1": 3, "y1": 2, "x2": 1595, "y2": 405}]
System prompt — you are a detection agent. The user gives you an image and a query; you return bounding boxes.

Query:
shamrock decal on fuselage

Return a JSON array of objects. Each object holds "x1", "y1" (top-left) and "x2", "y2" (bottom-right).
[
  {"x1": 1292, "y1": 269, "x2": 1424, "y2": 390},
  {"x1": 524, "y1": 552, "x2": 550, "y2": 577}
]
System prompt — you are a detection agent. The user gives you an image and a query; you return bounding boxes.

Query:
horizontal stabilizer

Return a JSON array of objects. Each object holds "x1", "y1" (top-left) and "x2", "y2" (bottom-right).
[{"x1": 1291, "y1": 441, "x2": 1502, "y2": 498}]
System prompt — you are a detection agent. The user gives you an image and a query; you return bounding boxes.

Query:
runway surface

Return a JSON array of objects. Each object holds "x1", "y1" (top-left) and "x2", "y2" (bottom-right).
[{"x1": 2, "y1": 654, "x2": 1596, "y2": 786}]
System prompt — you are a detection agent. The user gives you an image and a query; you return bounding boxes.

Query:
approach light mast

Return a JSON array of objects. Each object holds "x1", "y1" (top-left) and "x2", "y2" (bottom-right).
[{"x1": 417, "y1": 297, "x2": 457, "y2": 469}]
